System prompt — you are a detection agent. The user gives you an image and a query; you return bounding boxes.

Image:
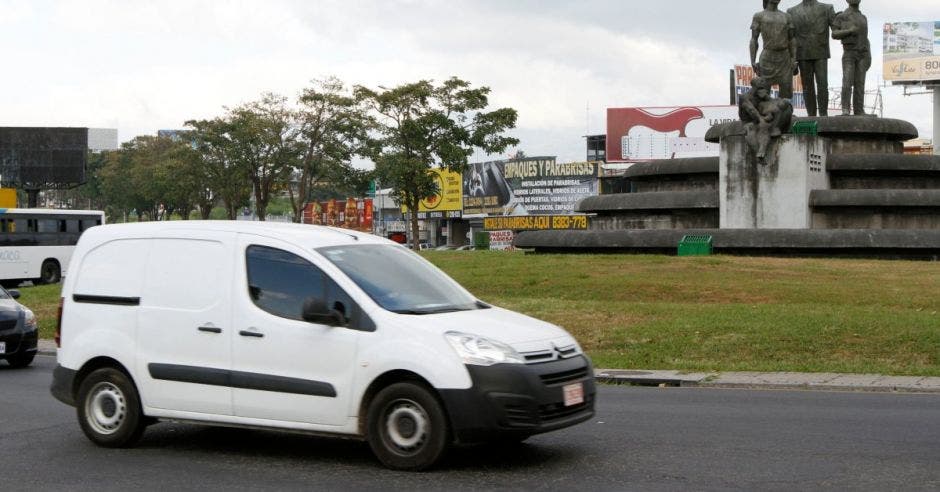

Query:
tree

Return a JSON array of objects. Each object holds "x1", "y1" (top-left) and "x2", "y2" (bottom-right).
[
  {"x1": 97, "y1": 135, "x2": 197, "y2": 221},
  {"x1": 289, "y1": 77, "x2": 372, "y2": 223},
  {"x1": 227, "y1": 93, "x2": 299, "y2": 221},
  {"x1": 185, "y1": 117, "x2": 252, "y2": 220},
  {"x1": 356, "y1": 77, "x2": 518, "y2": 249}
]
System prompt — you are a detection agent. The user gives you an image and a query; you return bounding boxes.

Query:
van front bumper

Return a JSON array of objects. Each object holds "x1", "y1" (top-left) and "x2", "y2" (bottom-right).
[{"x1": 438, "y1": 355, "x2": 596, "y2": 443}]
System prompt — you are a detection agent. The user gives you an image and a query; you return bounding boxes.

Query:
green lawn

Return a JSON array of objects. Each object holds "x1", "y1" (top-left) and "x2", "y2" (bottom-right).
[
  {"x1": 423, "y1": 252, "x2": 940, "y2": 376},
  {"x1": 13, "y1": 252, "x2": 940, "y2": 376}
]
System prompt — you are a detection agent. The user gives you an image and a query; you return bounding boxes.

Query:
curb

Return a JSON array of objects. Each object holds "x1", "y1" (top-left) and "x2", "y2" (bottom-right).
[{"x1": 595, "y1": 369, "x2": 940, "y2": 394}]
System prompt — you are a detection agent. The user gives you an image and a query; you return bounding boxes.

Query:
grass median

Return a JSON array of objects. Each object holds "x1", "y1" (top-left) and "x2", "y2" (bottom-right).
[
  {"x1": 424, "y1": 252, "x2": 940, "y2": 377},
  {"x1": 15, "y1": 252, "x2": 939, "y2": 376}
]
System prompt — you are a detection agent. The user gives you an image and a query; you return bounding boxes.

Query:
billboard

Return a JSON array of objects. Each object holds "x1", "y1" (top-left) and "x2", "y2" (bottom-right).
[
  {"x1": 401, "y1": 168, "x2": 463, "y2": 219},
  {"x1": 0, "y1": 127, "x2": 88, "y2": 188},
  {"x1": 883, "y1": 21, "x2": 940, "y2": 82},
  {"x1": 734, "y1": 65, "x2": 807, "y2": 110},
  {"x1": 462, "y1": 157, "x2": 598, "y2": 216},
  {"x1": 302, "y1": 198, "x2": 373, "y2": 232},
  {"x1": 606, "y1": 106, "x2": 738, "y2": 163}
]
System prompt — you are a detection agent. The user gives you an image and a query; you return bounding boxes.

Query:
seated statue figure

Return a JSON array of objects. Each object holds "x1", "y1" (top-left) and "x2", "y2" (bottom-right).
[{"x1": 739, "y1": 77, "x2": 793, "y2": 164}]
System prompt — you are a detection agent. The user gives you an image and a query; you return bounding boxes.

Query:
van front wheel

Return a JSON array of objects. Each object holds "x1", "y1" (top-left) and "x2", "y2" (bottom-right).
[
  {"x1": 77, "y1": 368, "x2": 146, "y2": 447},
  {"x1": 366, "y1": 382, "x2": 449, "y2": 471}
]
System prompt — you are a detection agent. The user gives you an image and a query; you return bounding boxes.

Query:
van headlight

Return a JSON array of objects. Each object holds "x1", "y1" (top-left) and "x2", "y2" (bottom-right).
[
  {"x1": 445, "y1": 331, "x2": 524, "y2": 366},
  {"x1": 23, "y1": 309, "x2": 38, "y2": 331}
]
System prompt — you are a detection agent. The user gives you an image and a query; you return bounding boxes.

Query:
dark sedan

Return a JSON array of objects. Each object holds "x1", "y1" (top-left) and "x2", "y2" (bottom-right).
[{"x1": 0, "y1": 286, "x2": 38, "y2": 368}]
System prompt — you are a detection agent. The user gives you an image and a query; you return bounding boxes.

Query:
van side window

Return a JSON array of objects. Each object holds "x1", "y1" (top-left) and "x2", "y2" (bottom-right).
[{"x1": 246, "y1": 245, "x2": 326, "y2": 321}]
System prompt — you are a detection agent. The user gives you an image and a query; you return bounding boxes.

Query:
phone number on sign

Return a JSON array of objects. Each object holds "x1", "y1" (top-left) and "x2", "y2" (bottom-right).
[{"x1": 483, "y1": 215, "x2": 589, "y2": 231}]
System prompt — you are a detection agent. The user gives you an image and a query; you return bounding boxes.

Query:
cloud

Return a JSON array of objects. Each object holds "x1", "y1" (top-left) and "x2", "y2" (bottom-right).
[{"x1": 0, "y1": 0, "x2": 936, "y2": 161}]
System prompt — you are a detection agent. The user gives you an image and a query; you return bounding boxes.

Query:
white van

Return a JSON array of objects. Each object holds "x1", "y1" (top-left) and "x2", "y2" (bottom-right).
[{"x1": 51, "y1": 221, "x2": 595, "y2": 470}]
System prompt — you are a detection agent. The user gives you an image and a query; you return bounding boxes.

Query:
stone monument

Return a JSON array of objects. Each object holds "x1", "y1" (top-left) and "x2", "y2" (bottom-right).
[
  {"x1": 832, "y1": 0, "x2": 870, "y2": 116},
  {"x1": 513, "y1": 0, "x2": 940, "y2": 257},
  {"x1": 787, "y1": 0, "x2": 837, "y2": 117},
  {"x1": 749, "y1": 0, "x2": 797, "y2": 99}
]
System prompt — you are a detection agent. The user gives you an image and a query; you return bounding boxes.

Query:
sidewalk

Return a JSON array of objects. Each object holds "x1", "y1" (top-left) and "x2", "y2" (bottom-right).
[{"x1": 37, "y1": 340, "x2": 940, "y2": 394}]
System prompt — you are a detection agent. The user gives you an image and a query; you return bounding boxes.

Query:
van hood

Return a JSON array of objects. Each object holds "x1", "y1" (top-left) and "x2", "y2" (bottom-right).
[{"x1": 401, "y1": 306, "x2": 575, "y2": 350}]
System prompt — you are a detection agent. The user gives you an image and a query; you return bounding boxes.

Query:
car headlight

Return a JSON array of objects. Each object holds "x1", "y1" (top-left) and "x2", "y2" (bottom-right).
[
  {"x1": 445, "y1": 331, "x2": 524, "y2": 366},
  {"x1": 24, "y1": 309, "x2": 37, "y2": 331}
]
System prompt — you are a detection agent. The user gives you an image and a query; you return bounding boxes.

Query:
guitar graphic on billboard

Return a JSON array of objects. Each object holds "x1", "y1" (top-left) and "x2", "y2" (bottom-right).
[{"x1": 607, "y1": 107, "x2": 717, "y2": 161}]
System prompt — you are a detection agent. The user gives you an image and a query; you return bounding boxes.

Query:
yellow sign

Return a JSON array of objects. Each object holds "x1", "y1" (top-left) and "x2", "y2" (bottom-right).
[
  {"x1": 402, "y1": 168, "x2": 463, "y2": 213},
  {"x1": 883, "y1": 57, "x2": 940, "y2": 82},
  {"x1": 0, "y1": 189, "x2": 16, "y2": 208},
  {"x1": 483, "y1": 215, "x2": 589, "y2": 231}
]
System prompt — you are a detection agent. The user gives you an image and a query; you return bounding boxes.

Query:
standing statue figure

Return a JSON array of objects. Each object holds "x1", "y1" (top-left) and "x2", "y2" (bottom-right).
[
  {"x1": 739, "y1": 77, "x2": 794, "y2": 165},
  {"x1": 832, "y1": 0, "x2": 870, "y2": 116},
  {"x1": 750, "y1": 0, "x2": 797, "y2": 99},
  {"x1": 787, "y1": 0, "x2": 837, "y2": 116}
]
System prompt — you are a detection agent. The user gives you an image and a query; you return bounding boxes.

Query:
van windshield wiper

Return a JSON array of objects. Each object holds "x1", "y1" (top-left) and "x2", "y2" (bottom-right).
[{"x1": 391, "y1": 305, "x2": 472, "y2": 315}]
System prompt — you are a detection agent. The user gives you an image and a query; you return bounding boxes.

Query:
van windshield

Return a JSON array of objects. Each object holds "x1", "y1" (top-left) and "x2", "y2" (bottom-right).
[{"x1": 317, "y1": 244, "x2": 483, "y2": 314}]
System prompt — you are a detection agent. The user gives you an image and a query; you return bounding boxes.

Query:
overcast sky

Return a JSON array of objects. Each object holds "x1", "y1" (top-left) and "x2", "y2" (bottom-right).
[{"x1": 1, "y1": 0, "x2": 938, "y2": 164}]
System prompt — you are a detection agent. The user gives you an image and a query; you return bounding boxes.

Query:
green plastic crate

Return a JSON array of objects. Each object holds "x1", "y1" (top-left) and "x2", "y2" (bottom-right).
[
  {"x1": 472, "y1": 231, "x2": 491, "y2": 250},
  {"x1": 791, "y1": 120, "x2": 818, "y2": 135},
  {"x1": 678, "y1": 235, "x2": 713, "y2": 256}
]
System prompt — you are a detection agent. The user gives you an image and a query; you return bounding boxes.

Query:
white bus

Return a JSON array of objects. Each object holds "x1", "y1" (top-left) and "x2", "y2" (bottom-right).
[{"x1": 0, "y1": 208, "x2": 105, "y2": 287}]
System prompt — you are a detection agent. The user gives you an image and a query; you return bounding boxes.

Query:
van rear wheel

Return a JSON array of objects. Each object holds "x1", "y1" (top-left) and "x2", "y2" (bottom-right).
[
  {"x1": 366, "y1": 382, "x2": 449, "y2": 471},
  {"x1": 77, "y1": 368, "x2": 146, "y2": 447}
]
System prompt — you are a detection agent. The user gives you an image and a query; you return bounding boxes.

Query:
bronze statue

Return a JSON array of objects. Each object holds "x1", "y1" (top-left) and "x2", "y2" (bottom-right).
[
  {"x1": 787, "y1": 0, "x2": 837, "y2": 116},
  {"x1": 750, "y1": 0, "x2": 797, "y2": 99},
  {"x1": 739, "y1": 77, "x2": 794, "y2": 165},
  {"x1": 832, "y1": 0, "x2": 870, "y2": 115}
]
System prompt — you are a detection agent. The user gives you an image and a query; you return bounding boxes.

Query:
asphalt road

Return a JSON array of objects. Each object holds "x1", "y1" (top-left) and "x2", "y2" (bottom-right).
[{"x1": 2, "y1": 356, "x2": 939, "y2": 491}]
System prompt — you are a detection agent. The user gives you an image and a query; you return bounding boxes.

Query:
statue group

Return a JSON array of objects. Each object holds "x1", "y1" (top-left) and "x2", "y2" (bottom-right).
[
  {"x1": 743, "y1": 0, "x2": 870, "y2": 163},
  {"x1": 749, "y1": 0, "x2": 869, "y2": 116}
]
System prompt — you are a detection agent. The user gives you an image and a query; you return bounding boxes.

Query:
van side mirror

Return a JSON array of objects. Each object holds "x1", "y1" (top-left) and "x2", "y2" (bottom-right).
[
  {"x1": 302, "y1": 297, "x2": 347, "y2": 327},
  {"x1": 8, "y1": 289, "x2": 20, "y2": 299}
]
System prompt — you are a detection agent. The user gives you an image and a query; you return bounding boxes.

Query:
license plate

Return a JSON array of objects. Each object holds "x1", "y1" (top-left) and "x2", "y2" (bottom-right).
[
  {"x1": 562, "y1": 382, "x2": 584, "y2": 407},
  {"x1": 0, "y1": 341, "x2": 5, "y2": 354}
]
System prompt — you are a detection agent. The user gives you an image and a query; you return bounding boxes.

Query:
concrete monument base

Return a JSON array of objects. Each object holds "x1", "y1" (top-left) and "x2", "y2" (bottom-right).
[{"x1": 720, "y1": 134, "x2": 830, "y2": 229}]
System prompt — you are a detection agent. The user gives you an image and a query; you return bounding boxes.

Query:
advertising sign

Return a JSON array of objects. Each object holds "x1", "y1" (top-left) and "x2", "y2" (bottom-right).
[
  {"x1": 0, "y1": 189, "x2": 15, "y2": 208},
  {"x1": 483, "y1": 215, "x2": 589, "y2": 231},
  {"x1": 883, "y1": 21, "x2": 940, "y2": 82},
  {"x1": 734, "y1": 64, "x2": 807, "y2": 110},
  {"x1": 401, "y1": 168, "x2": 463, "y2": 219},
  {"x1": 462, "y1": 157, "x2": 598, "y2": 216},
  {"x1": 302, "y1": 198, "x2": 373, "y2": 232},
  {"x1": 606, "y1": 106, "x2": 739, "y2": 163},
  {"x1": 488, "y1": 230, "x2": 515, "y2": 251},
  {"x1": 0, "y1": 127, "x2": 87, "y2": 188}
]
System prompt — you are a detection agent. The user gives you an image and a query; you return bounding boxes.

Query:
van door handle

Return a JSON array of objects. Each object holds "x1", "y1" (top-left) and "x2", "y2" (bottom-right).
[
  {"x1": 239, "y1": 330, "x2": 264, "y2": 338},
  {"x1": 198, "y1": 326, "x2": 222, "y2": 334}
]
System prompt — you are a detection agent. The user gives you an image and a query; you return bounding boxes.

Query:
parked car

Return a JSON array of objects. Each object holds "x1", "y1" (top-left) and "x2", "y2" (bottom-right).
[
  {"x1": 51, "y1": 222, "x2": 596, "y2": 471},
  {"x1": 0, "y1": 285, "x2": 39, "y2": 368}
]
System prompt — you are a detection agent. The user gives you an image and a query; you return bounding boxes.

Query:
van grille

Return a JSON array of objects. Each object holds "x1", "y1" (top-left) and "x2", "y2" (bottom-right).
[
  {"x1": 521, "y1": 344, "x2": 580, "y2": 364},
  {"x1": 539, "y1": 366, "x2": 589, "y2": 386},
  {"x1": 0, "y1": 319, "x2": 17, "y2": 332}
]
